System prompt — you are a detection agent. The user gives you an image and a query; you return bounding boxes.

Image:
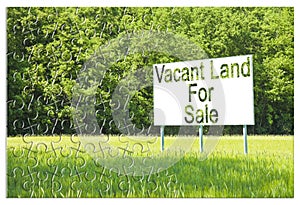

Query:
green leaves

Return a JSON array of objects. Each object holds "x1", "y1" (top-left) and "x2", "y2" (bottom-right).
[{"x1": 7, "y1": 7, "x2": 294, "y2": 135}]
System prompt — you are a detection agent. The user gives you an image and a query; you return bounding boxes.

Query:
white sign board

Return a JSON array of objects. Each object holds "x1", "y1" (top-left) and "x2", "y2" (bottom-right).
[{"x1": 153, "y1": 55, "x2": 254, "y2": 126}]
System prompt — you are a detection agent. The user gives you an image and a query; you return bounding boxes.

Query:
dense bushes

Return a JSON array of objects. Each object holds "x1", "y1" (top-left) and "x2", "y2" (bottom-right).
[{"x1": 7, "y1": 7, "x2": 294, "y2": 136}]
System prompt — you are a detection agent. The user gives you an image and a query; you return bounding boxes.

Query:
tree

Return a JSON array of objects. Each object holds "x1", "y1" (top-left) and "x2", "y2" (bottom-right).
[{"x1": 7, "y1": 7, "x2": 294, "y2": 136}]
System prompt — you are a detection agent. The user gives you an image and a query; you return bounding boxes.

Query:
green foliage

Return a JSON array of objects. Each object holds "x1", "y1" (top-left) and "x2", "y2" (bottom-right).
[{"x1": 7, "y1": 7, "x2": 294, "y2": 135}]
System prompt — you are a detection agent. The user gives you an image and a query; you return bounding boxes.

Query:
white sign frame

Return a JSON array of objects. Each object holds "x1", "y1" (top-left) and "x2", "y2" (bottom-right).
[{"x1": 153, "y1": 55, "x2": 255, "y2": 126}]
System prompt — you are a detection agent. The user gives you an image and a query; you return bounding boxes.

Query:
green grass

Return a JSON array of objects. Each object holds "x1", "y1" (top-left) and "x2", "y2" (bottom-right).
[{"x1": 7, "y1": 135, "x2": 293, "y2": 198}]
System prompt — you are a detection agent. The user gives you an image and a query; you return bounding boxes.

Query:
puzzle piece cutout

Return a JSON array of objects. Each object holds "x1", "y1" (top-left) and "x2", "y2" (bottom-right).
[
  {"x1": 6, "y1": 7, "x2": 188, "y2": 198},
  {"x1": 7, "y1": 135, "x2": 183, "y2": 197}
]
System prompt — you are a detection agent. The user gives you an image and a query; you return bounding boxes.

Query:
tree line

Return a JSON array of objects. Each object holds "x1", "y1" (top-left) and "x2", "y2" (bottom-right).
[{"x1": 7, "y1": 7, "x2": 294, "y2": 136}]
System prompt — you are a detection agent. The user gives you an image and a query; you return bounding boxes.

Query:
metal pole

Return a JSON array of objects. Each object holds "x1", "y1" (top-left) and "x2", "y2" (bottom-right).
[
  {"x1": 243, "y1": 125, "x2": 248, "y2": 154},
  {"x1": 160, "y1": 126, "x2": 164, "y2": 151},
  {"x1": 199, "y1": 125, "x2": 203, "y2": 152}
]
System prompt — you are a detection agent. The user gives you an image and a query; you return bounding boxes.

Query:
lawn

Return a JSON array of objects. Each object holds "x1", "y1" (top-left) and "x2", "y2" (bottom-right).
[{"x1": 7, "y1": 135, "x2": 294, "y2": 198}]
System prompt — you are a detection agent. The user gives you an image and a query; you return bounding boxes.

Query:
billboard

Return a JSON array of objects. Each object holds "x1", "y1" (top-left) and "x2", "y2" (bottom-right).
[{"x1": 153, "y1": 55, "x2": 254, "y2": 126}]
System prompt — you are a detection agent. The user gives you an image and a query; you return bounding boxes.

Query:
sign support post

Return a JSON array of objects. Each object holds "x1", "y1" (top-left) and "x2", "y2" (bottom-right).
[
  {"x1": 160, "y1": 126, "x2": 165, "y2": 151},
  {"x1": 199, "y1": 125, "x2": 203, "y2": 152},
  {"x1": 243, "y1": 125, "x2": 248, "y2": 154}
]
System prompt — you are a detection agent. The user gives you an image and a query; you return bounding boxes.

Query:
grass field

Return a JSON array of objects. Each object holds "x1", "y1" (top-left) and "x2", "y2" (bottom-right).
[{"x1": 7, "y1": 135, "x2": 294, "y2": 198}]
